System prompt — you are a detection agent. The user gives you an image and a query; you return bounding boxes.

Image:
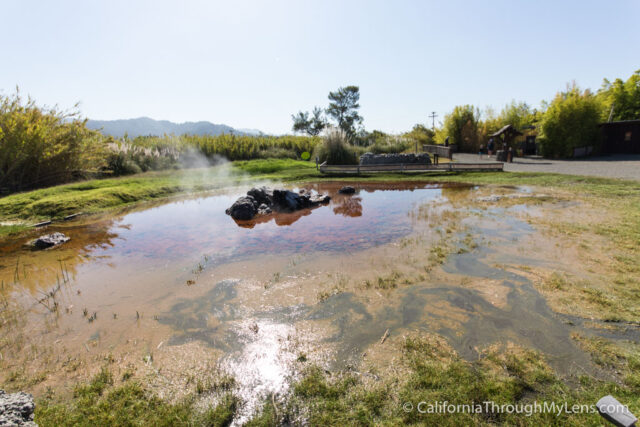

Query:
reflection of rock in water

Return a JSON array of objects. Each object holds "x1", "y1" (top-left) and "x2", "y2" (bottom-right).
[
  {"x1": 332, "y1": 196, "x2": 363, "y2": 217},
  {"x1": 233, "y1": 208, "x2": 314, "y2": 229}
]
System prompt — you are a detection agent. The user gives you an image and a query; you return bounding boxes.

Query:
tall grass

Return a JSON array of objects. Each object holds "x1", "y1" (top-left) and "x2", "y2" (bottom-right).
[
  {"x1": 0, "y1": 92, "x2": 110, "y2": 193},
  {"x1": 104, "y1": 133, "x2": 321, "y2": 176},
  {"x1": 128, "y1": 133, "x2": 320, "y2": 162},
  {"x1": 313, "y1": 129, "x2": 359, "y2": 165},
  {"x1": 0, "y1": 92, "x2": 321, "y2": 192},
  {"x1": 367, "y1": 135, "x2": 412, "y2": 154}
]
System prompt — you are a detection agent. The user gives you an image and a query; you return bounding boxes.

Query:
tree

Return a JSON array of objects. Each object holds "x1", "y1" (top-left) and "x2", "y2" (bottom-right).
[
  {"x1": 291, "y1": 107, "x2": 327, "y2": 136},
  {"x1": 596, "y1": 70, "x2": 640, "y2": 121},
  {"x1": 439, "y1": 105, "x2": 481, "y2": 152},
  {"x1": 497, "y1": 101, "x2": 541, "y2": 131},
  {"x1": 326, "y1": 86, "x2": 363, "y2": 140},
  {"x1": 403, "y1": 124, "x2": 435, "y2": 149},
  {"x1": 540, "y1": 84, "x2": 602, "y2": 158}
]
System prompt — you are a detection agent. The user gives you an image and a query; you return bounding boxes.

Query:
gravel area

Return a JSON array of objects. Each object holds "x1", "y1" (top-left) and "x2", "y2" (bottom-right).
[{"x1": 453, "y1": 153, "x2": 640, "y2": 181}]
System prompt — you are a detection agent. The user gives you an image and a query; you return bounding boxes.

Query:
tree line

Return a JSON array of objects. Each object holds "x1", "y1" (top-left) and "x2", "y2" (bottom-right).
[
  {"x1": 1, "y1": 69, "x2": 638, "y2": 193},
  {"x1": 294, "y1": 70, "x2": 640, "y2": 159},
  {"x1": 424, "y1": 70, "x2": 640, "y2": 158}
]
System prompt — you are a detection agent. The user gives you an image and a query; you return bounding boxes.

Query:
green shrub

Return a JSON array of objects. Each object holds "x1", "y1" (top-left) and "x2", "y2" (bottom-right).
[
  {"x1": 438, "y1": 105, "x2": 481, "y2": 152},
  {"x1": 369, "y1": 137, "x2": 412, "y2": 154},
  {"x1": 0, "y1": 92, "x2": 110, "y2": 193},
  {"x1": 540, "y1": 84, "x2": 603, "y2": 158},
  {"x1": 313, "y1": 129, "x2": 358, "y2": 165}
]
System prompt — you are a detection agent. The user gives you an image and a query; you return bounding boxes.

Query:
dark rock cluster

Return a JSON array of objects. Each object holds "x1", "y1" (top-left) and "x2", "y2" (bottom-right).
[
  {"x1": 29, "y1": 232, "x2": 70, "y2": 250},
  {"x1": 359, "y1": 152, "x2": 431, "y2": 165},
  {"x1": 338, "y1": 186, "x2": 356, "y2": 194},
  {"x1": 226, "y1": 187, "x2": 330, "y2": 221},
  {"x1": 0, "y1": 390, "x2": 37, "y2": 426}
]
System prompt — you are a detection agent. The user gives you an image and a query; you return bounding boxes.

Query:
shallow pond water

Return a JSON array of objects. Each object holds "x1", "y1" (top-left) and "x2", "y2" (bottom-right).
[
  {"x1": 2, "y1": 180, "x2": 630, "y2": 423},
  {"x1": 0, "y1": 182, "x2": 461, "y2": 294}
]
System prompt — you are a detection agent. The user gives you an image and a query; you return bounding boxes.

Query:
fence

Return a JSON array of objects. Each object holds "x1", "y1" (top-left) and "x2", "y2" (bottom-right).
[
  {"x1": 422, "y1": 144, "x2": 455, "y2": 160},
  {"x1": 319, "y1": 162, "x2": 503, "y2": 174}
]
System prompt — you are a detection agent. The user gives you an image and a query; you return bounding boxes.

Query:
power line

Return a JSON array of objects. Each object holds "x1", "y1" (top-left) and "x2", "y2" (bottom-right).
[{"x1": 428, "y1": 112, "x2": 438, "y2": 132}]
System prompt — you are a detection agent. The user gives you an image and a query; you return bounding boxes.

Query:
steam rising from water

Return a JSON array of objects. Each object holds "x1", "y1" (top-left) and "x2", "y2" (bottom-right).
[{"x1": 174, "y1": 149, "x2": 275, "y2": 195}]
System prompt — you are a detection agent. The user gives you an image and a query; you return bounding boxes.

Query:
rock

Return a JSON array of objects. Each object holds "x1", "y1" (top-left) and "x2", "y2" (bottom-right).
[
  {"x1": 257, "y1": 203, "x2": 272, "y2": 215},
  {"x1": 359, "y1": 152, "x2": 431, "y2": 165},
  {"x1": 271, "y1": 189, "x2": 331, "y2": 212},
  {"x1": 225, "y1": 196, "x2": 257, "y2": 220},
  {"x1": 226, "y1": 187, "x2": 330, "y2": 220},
  {"x1": 247, "y1": 187, "x2": 273, "y2": 206},
  {"x1": 0, "y1": 389, "x2": 37, "y2": 426},
  {"x1": 31, "y1": 232, "x2": 70, "y2": 249},
  {"x1": 272, "y1": 189, "x2": 304, "y2": 211},
  {"x1": 338, "y1": 186, "x2": 356, "y2": 194},
  {"x1": 308, "y1": 194, "x2": 331, "y2": 205}
]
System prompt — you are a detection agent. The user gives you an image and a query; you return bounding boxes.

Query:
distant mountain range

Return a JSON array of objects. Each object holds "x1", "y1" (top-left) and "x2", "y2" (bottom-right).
[{"x1": 86, "y1": 117, "x2": 263, "y2": 138}]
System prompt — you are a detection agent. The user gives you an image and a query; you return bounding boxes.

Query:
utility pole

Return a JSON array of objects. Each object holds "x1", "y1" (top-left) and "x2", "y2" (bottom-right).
[{"x1": 428, "y1": 112, "x2": 438, "y2": 132}]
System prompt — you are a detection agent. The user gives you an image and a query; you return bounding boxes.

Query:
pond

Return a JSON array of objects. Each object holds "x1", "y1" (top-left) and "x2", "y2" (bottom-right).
[{"x1": 1, "y1": 181, "x2": 629, "y2": 423}]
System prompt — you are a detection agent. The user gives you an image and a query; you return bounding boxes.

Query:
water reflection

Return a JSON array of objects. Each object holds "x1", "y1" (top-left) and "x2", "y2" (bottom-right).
[
  {"x1": 332, "y1": 195, "x2": 363, "y2": 217},
  {"x1": 1, "y1": 181, "x2": 459, "y2": 295},
  {"x1": 0, "y1": 217, "x2": 121, "y2": 293}
]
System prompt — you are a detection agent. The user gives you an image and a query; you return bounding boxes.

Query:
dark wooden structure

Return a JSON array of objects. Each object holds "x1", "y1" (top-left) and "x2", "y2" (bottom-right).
[
  {"x1": 523, "y1": 135, "x2": 537, "y2": 155},
  {"x1": 599, "y1": 120, "x2": 640, "y2": 154},
  {"x1": 490, "y1": 125, "x2": 523, "y2": 150},
  {"x1": 422, "y1": 144, "x2": 455, "y2": 160}
]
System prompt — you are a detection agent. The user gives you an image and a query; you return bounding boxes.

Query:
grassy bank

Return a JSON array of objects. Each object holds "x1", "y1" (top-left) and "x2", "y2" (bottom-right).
[
  {"x1": 2, "y1": 159, "x2": 638, "y2": 227},
  {"x1": 0, "y1": 159, "x2": 319, "y2": 233},
  {"x1": 34, "y1": 334, "x2": 640, "y2": 426}
]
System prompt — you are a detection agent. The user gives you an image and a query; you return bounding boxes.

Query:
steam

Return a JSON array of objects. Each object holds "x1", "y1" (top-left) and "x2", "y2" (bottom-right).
[{"x1": 108, "y1": 135, "x2": 278, "y2": 195}]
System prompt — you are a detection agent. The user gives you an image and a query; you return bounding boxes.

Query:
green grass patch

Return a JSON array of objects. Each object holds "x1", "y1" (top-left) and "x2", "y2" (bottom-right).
[
  {"x1": 283, "y1": 334, "x2": 640, "y2": 426},
  {"x1": 0, "y1": 160, "x2": 321, "y2": 227},
  {"x1": 35, "y1": 367, "x2": 239, "y2": 427},
  {"x1": 0, "y1": 223, "x2": 30, "y2": 237}
]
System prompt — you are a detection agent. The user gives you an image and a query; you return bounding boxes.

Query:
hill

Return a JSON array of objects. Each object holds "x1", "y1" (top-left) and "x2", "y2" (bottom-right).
[{"x1": 86, "y1": 117, "x2": 260, "y2": 137}]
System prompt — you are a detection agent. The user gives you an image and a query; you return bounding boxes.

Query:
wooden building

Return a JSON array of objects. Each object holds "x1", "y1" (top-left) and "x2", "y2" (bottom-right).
[
  {"x1": 599, "y1": 120, "x2": 640, "y2": 154},
  {"x1": 489, "y1": 125, "x2": 523, "y2": 150}
]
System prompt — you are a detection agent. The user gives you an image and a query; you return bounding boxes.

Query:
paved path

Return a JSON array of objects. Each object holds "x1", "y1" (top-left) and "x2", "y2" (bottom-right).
[{"x1": 453, "y1": 153, "x2": 640, "y2": 181}]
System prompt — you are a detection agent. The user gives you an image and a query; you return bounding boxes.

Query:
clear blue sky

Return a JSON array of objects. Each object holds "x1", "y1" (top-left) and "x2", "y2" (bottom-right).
[{"x1": 2, "y1": 0, "x2": 638, "y2": 134}]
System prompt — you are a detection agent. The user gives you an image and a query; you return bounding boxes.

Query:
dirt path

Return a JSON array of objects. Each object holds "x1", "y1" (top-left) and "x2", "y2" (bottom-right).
[{"x1": 454, "y1": 153, "x2": 640, "y2": 181}]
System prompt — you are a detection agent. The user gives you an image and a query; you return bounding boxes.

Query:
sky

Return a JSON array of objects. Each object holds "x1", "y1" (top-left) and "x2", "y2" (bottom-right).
[{"x1": 1, "y1": 0, "x2": 639, "y2": 135}]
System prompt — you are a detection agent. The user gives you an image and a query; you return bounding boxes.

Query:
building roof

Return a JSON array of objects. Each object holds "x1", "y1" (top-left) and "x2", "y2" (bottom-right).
[{"x1": 489, "y1": 124, "x2": 523, "y2": 137}]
